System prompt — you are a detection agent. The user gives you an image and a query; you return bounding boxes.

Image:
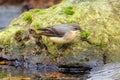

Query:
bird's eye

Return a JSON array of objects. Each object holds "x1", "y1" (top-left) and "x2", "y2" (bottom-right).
[{"x1": 74, "y1": 27, "x2": 80, "y2": 30}]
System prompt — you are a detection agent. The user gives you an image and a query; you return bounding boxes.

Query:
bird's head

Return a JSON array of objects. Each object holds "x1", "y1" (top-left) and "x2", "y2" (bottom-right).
[{"x1": 71, "y1": 24, "x2": 81, "y2": 31}]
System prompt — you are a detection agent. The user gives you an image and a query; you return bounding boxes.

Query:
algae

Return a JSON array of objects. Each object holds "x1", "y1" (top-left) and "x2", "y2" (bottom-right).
[{"x1": 0, "y1": 0, "x2": 120, "y2": 65}]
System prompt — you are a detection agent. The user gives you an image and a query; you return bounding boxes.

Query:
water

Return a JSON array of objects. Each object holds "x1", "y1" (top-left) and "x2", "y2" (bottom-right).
[
  {"x1": 87, "y1": 62, "x2": 120, "y2": 80},
  {"x1": 0, "y1": 57, "x2": 90, "y2": 80},
  {"x1": 0, "y1": 6, "x2": 21, "y2": 29},
  {"x1": 0, "y1": 65, "x2": 88, "y2": 80},
  {"x1": 0, "y1": 65, "x2": 48, "y2": 80}
]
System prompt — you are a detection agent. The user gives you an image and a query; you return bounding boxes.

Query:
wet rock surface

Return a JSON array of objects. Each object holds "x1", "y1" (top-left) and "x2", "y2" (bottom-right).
[{"x1": 88, "y1": 63, "x2": 120, "y2": 80}]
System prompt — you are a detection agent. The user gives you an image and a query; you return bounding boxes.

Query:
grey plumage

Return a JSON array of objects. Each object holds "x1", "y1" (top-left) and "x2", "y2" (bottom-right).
[{"x1": 38, "y1": 24, "x2": 80, "y2": 37}]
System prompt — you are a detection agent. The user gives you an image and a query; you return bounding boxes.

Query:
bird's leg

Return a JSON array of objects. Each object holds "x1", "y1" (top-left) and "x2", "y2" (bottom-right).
[
  {"x1": 61, "y1": 43, "x2": 74, "y2": 50},
  {"x1": 56, "y1": 51, "x2": 63, "y2": 64},
  {"x1": 103, "y1": 51, "x2": 107, "y2": 64}
]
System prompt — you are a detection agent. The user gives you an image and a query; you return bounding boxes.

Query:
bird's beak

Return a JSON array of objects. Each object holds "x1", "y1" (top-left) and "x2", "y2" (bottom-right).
[
  {"x1": 74, "y1": 27, "x2": 81, "y2": 31},
  {"x1": 71, "y1": 24, "x2": 81, "y2": 31},
  {"x1": 77, "y1": 27, "x2": 81, "y2": 30}
]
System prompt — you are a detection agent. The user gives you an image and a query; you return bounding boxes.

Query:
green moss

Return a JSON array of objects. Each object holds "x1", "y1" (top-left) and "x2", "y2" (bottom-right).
[
  {"x1": 79, "y1": 58, "x2": 84, "y2": 62},
  {"x1": 3, "y1": 41, "x2": 10, "y2": 46},
  {"x1": 24, "y1": 12, "x2": 32, "y2": 23},
  {"x1": 67, "y1": 20, "x2": 76, "y2": 23},
  {"x1": 33, "y1": 9, "x2": 40, "y2": 12},
  {"x1": 66, "y1": 6, "x2": 73, "y2": 9},
  {"x1": 81, "y1": 31, "x2": 90, "y2": 40},
  {"x1": 0, "y1": 70, "x2": 7, "y2": 78},
  {"x1": 0, "y1": 0, "x2": 120, "y2": 64},
  {"x1": 39, "y1": 11, "x2": 46, "y2": 15},
  {"x1": 35, "y1": 22, "x2": 42, "y2": 29},
  {"x1": 64, "y1": 6, "x2": 74, "y2": 15},
  {"x1": 99, "y1": 42, "x2": 107, "y2": 50},
  {"x1": 52, "y1": 5, "x2": 57, "y2": 9}
]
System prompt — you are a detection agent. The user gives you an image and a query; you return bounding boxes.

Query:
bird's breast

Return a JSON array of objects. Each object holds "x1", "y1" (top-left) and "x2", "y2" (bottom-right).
[
  {"x1": 49, "y1": 31, "x2": 78, "y2": 43},
  {"x1": 49, "y1": 37, "x2": 67, "y2": 43},
  {"x1": 63, "y1": 31, "x2": 78, "y2": 42}
]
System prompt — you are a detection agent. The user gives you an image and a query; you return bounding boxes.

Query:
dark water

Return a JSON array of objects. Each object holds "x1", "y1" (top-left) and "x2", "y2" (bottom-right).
[
  {"x1": 0, "y1": 65, "x2": 51, "y2": 79},
  {"x1": 0, "y1": 57, "x2": 91, "y2": 79},
  {"x1": 0, "y1": 64, "x2": 88, "y2": 80},
  {"x1": 0, "y1": 56, "x2": 91, "y2": 79}
]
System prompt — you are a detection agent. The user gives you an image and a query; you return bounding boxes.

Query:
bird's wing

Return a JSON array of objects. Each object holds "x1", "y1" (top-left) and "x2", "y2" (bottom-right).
[
  {"x1": 52, "y1": 24, "x2": 71, "y2": 33},
  {"x1": 38, "y1": 27, "x2": 64, "y2": 37},
  {"x1": 38, "y1": 24, "x2": 72, "y2": 37}
]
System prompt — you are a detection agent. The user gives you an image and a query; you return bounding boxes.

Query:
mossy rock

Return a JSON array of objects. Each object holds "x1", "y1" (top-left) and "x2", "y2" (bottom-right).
[{"x1": 0, "y1": 0, "x2": 120, "y2": 66}]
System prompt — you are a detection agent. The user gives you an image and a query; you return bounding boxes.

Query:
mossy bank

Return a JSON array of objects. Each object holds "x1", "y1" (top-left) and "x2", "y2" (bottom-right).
[{"x1": 0, "y1": 0, "x2": 120, "y2": 66}]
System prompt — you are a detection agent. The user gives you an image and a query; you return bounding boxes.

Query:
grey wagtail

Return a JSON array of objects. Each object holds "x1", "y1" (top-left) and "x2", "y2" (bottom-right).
[{"x1": 38, "y1": 24, "x2": 81, "y2": 43}]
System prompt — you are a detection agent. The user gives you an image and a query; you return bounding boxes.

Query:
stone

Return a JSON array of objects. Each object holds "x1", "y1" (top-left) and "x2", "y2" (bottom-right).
[{"x1": 0, "y1": 0, "x2": 120, "y2": 67}]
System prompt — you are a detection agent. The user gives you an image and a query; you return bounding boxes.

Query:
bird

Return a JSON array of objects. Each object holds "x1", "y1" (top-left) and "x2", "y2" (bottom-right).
[{"x1": 38, "y1": 24, "x2": 81, "y2": 44}]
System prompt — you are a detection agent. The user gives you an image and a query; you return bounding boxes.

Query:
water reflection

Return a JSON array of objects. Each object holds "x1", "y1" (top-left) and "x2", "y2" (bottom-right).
[
  {"x1": 0, "y1": 64, "x2": 88, "y2": 80},
  {"x1": 0, "y1": 65, "x2": 41, "y2": 79}
]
